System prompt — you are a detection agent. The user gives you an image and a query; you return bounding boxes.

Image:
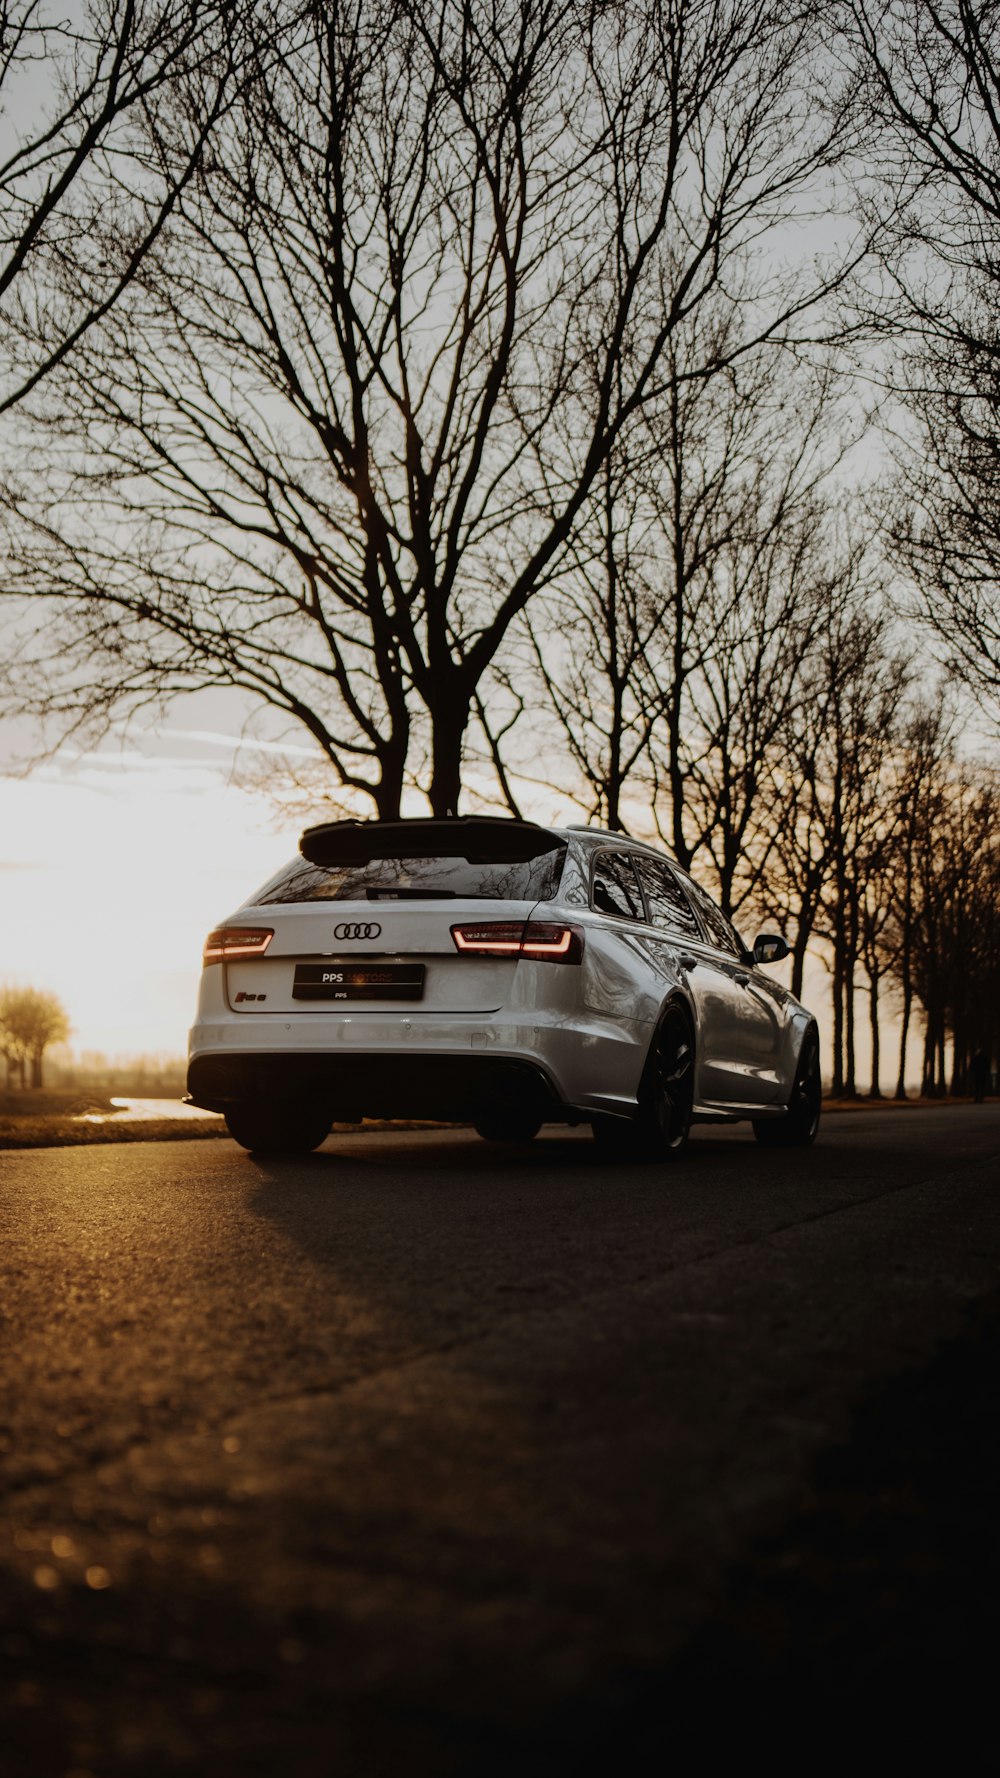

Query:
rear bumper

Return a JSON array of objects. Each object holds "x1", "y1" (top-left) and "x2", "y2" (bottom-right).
[
  {"x1": 187, "y1": 1009, "x2": 649, "y2": 1121},
  {"x1": 187, "y1": 1049, "x2": 563, "y2": 1123}
]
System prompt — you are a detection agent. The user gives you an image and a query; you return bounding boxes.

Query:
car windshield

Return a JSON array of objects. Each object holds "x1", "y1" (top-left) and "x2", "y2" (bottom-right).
[{"x1": 248, "y1": 846, "x2": 567, "y2": 905}]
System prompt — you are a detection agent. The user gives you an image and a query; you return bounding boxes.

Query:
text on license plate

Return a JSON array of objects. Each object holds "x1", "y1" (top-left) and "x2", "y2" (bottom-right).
[{"x1": 292, "y1": 962, "x2": 425, "y2": 1001}]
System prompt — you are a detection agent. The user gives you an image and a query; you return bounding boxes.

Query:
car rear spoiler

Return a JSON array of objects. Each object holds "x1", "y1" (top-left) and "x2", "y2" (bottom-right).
[{"x1": 299, "y1": 816, "x2": 564, "y2": 866}]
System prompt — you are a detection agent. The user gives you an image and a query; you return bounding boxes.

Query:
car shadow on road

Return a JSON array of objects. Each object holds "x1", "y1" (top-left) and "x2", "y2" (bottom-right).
[
  {"x1": 236, "y1": 1118, "x2": 924, "y2": 1346},
  {"x1": 237, "y1": 1106, "x2": 1000, "y2": 1345}
]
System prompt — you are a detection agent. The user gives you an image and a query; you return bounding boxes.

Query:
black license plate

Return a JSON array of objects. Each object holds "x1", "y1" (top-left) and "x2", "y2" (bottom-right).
[{"x1": 292, "y1": 962, "x2": 425, "y2": 1002}]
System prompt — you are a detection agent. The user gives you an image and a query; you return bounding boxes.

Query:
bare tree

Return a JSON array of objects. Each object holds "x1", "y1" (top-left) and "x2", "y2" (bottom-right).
[
  {"x1": 2, "y1": 0, "x2": 866, "y2": 814},
  {"x1": 0, "y1": 0, "x2": 241, "y2": 413},
  {"x1": 516, "y1": 436, "x2": 667, "y2": 832},
  {"x1": 888, "y1": 329, "x2": 1000, "y2": 713},
  {"x1": 817, "y1": 627, "x2": 911, "y2": 1097},
  {"x1": 650, "y1": 371, "x2": 858, "y2": 922},
  {"x1": 853, "y1": 747, "x2": 908, "y2": 1098},
  {"x1": 514, "y1": 331, "x2": 863, "y2": 927},
  {"x1": 760, "y1": 574, "x2": 909, "y2": 1092},
  {"x1": 847, "y1": 0, "x2": 1000, "y2": 717},
  {"x1": 898, "y1": 762, "x2": 1000, "y2": 1096},
  {"x1": 879, "y1": 695, "x2": 956, "y2": 1097},
  {"x1": 848, "y1": 1, "x2": 1000, "y2": 244}
]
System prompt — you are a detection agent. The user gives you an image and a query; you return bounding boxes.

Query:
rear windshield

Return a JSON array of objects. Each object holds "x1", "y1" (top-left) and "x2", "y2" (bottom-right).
[{"x1": 247, "y1": 846, "x2": 567, "y2": 905}]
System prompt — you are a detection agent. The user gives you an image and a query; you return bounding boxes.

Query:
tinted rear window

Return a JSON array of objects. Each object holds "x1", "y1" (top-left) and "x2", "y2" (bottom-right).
[{"x1": 248, "y1": 847, "x2": 567, "y2": 905}]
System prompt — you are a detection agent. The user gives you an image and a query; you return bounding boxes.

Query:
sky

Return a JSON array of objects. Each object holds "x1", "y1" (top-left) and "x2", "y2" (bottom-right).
[{"x1": 0, "y1": 725, "x2": 298, "y2": 1058}]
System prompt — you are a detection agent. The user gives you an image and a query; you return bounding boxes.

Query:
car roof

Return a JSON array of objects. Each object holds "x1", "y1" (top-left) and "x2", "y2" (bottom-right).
[
  {"x1": 558, "y1": 823, "x2": 661, "y2": 849},
  {"x1": 557, "y1": 825, "x2": 692, "y2": 874}
]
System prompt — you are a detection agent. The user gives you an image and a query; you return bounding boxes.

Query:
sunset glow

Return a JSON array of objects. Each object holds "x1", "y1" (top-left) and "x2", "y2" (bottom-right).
[{"x1": 0, "y1": 745, "x2": 293, "y2": 1056}]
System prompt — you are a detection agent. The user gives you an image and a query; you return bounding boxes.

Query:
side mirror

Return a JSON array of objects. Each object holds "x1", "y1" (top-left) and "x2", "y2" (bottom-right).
[{"x1": 753, "y1": 933, "x2": 789, "y2": 966}]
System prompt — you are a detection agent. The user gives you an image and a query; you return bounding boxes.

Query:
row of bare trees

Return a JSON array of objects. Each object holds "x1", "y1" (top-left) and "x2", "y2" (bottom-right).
[
  {"x1": 4, "y1": 4, "x2": 1000, "y2": 761},
  {"x1": 5, "y1": 2, "x2": 997, "y2": 797},
  {"x1": 0, "y1": 3, "x2": 999, "y2": 1092},
  {"x1": 508, "y1": 469, "x2": 998, "y2": 1096},
  {"x1": 852, "y1": 0, "x2": 1000, "y2": 719},
  {"x1": 768, "y1": 705, "x2": 999, "y2": 1101},
  {"x1": 0, "y1": 0, "x2": 868, "y2": 811}
]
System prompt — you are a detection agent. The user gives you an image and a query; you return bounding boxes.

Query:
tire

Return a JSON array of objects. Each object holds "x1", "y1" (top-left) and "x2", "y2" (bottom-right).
[
  {"x1": 753, "y1": 1028, "x2": 821, "y2": 1148},
  {"x1": 474, "y1": 1110, "x2": 542, "y2": 1143},
  {"x1": 224, "y1": 1100, "x2": 332, "y2": 1155},
  {"x1": 593, "y1": 1002, "x2": 695, "y2": 1161}
]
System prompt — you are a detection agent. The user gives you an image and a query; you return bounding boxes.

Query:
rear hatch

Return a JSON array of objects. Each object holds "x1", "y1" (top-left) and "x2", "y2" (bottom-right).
[{"x1": 220, "y1": 818, "x2": 567, "y2": 1016}]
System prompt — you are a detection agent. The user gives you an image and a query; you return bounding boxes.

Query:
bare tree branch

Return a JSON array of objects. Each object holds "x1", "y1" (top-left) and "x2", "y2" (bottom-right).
[{"x1": 2, "y1": 0, "x2": 869, "y2": 813}]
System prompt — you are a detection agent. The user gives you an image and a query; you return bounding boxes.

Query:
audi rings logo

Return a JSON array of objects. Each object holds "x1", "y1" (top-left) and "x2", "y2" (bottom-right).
[{"x1": 334, "y1": 921, "x2": 381, "y2": 941}]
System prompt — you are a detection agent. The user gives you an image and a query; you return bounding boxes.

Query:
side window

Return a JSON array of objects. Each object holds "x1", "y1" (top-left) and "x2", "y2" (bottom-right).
[
  {"x1": 634, "y1": 857, "x2": 700, "y2": 938},
  {"x1": 591, "y1": 851, "x2": 644, "y2": 920},
  {"x1": 684, "y1": 878, "x2": 744, "y2": 959}
]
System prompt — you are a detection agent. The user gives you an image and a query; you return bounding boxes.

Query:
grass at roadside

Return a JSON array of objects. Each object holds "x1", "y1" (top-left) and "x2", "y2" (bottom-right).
[
  {"x1": 0, "y1": 1089, "x2": 115, "y2": 1118},
  {"x1": 824, "y1": 1093, "x2": 993, "y2": 1112},
  {"x1": 0, "y1": 1093, "x2": 455, "y2": 1150},
  {"x1": 0, "y1": 1088, "x2": 228, "y2": 1149},
  {"x1": 0, "y1": 1113, "x2": 230, "y2": 1149}
]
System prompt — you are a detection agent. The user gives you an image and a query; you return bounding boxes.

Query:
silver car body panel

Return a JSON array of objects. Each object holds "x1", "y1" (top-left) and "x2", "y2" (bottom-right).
[{"x1": 188, "y1": 828, "x2": 813, "y2": 1124}]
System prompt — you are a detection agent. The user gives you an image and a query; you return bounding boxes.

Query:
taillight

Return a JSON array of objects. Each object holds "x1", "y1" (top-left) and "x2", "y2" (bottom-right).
[
  {"x1": 520, "y1": 922, "x2": 584, "y2": 961},
  {"x1": 452, "y1": 922, "x2": 525, "y2": 955},
  {"x1": 451, "y1": 921, "x2": 584, "y2": 963},
  {"x1": 203, "y1": 927, "x2": 274, "y2": 964}
]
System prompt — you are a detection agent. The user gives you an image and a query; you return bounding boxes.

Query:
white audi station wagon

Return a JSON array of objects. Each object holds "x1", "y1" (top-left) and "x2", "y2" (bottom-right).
[{"x1": 187, "y1": 817, "x2": 821, "y2": 1156}]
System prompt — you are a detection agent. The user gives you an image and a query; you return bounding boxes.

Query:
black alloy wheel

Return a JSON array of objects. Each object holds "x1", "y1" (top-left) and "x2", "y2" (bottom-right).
[
  {"x1": 641, "y1": 1003, "x2": 695, "y2": 1157},
  {"x1": 593, "y1": 1002, "x2": 695, "y2": 1161},
  {"x1": 753, "y1": 1028, "x2": 821, "y2": 1148},
  {"x1": 224, "y1": 1099, "x2": 333, "y2": 1155}
]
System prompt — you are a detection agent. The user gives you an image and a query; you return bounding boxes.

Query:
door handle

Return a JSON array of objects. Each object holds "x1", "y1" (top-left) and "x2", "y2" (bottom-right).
[
  {"x1": 678, "y1": 954, "x2": 698, "y2": 971},
  {"x1": 733, "y1": 970, "x2": 750, "y2": 987}
]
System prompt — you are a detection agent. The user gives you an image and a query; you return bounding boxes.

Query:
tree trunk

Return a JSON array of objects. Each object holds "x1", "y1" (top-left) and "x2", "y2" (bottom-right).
[
  {"x1": 374, "y1": 735, "x2": 408, "y2": 820},
  {"x1": 949, "y1": 1030, "x2": 964, "y2": 1097},
  {"x1": 922, "y1": 1021, "x2": 934, "y2": 1097},
  {"x1": 831, "y1": 952, "x2": 844, "y2": 1097},
  {"x1": 844, "y1": 953, "x2": 857, "y2": 1098},
  {"x1": 869, "y1": 971, "x2": 882, "y2": 1098},
  {"x1": 428, "y1": 692, "x2": 471, "y2": 817},
  {"x1": 895, "y1": 984, "x2": 911, "y2": 1100},
  {"x1": 790, "y1": 938, "x2": 808, "y2": 1002},
  {"x1": 31, "y1": 1048, "x2": 43, "y2": 1089},
  {"x1": 789, "y1": 885, "x2": 820, "y2": 1001},
  {"x1": 791, "y1": 936, "x2": 808, "y2": 1003}
]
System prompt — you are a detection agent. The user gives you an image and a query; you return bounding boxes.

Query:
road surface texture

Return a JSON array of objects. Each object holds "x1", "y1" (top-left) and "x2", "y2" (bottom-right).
[{"x1": 2, "y1": 1106, "x2": 999, "y2": 1773}]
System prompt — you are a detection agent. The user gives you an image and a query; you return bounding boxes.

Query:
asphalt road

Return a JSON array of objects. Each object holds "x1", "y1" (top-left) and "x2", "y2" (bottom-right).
[{"x1": 3, "y1": 1107, "x2": 1000, "y2": 1773}]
